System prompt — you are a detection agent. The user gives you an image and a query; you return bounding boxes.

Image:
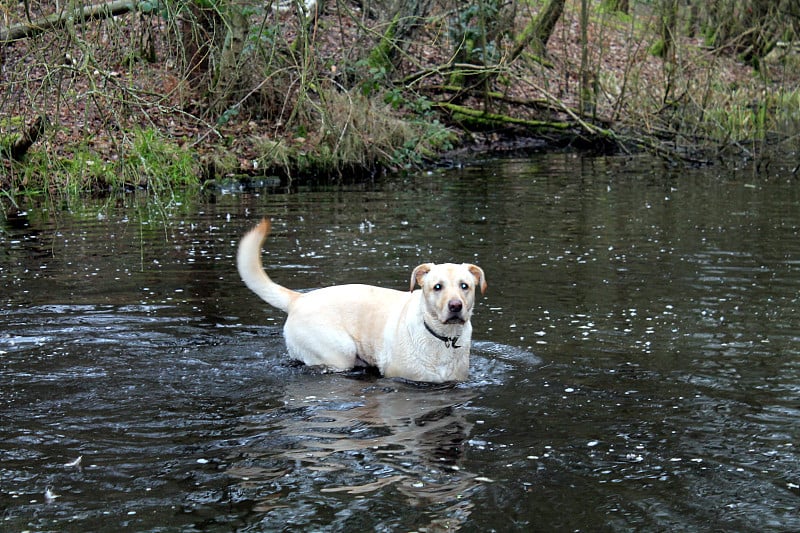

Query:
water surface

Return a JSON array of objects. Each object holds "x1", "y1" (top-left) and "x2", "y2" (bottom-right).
[{"x1": 2, "y1": 154, "x2": 799, "y2": 531}]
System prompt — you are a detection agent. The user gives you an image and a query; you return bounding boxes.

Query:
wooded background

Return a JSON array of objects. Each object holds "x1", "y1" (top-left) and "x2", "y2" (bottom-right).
[{"x1": 2, "y1": 0, "x2": 799, "y2": 190}]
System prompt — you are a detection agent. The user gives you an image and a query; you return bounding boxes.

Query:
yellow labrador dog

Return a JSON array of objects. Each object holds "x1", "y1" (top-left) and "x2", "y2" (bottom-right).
[{"x1": 236, "y1": 220, "x2": 487, "y2": 383}]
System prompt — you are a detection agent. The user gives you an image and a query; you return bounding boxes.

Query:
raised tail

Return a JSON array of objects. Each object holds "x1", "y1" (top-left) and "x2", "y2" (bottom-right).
[{"x1": 236, "y1": 219, "x2": 299, "y2": 313}]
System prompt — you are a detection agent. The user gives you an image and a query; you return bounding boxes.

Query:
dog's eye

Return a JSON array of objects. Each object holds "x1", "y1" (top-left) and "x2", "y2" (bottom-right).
[
  {"x1": 460, "y1": 282, "x2": 469, "y2": 290},
  {"x1": 433, "y1": 283, "x2": 442, "y2": 291}
]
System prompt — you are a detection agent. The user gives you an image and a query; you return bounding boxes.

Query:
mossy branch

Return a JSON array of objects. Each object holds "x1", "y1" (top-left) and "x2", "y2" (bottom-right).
[
  {"x1": 435, "y1": 102, "x2": 572, "y2": 131},
  {"x1": 435, "y1": 102, "x2": 623, "y2": 152},
  {"x1": 368, "y1": 12, "x2": 400, "y2": 71}
]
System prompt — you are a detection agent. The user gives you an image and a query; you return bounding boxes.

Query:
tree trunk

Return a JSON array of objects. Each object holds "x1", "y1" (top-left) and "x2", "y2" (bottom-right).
[
  {"x1": 368, "y1": 0, "x2": 433, "y2": 73},
  {"x1": 5, "y1": 116, "x2": 46, "y2": 161},
  {"x1": 179, "y1": 2, "x2": 219, "y2": 89},
  {"x1": 509, "y1": 0, "x2": 566, "y2": 61},
  {"x1": 209, "y1": 5, "x2": 248, "y2": 116},
  {"x1": 578, "y1": 0, "x2": 595, "y2": 117},
  {"x1": 651, "y1": 0, "x2": 678, "y2": 60},
  {"x1": 177, "y1": 1, "x2": 249, "y2": 117}
]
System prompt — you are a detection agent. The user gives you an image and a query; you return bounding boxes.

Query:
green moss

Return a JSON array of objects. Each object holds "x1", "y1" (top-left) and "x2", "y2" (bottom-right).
[{"x1": 2, "y1": 128, "x2": 200, "y2": 197}]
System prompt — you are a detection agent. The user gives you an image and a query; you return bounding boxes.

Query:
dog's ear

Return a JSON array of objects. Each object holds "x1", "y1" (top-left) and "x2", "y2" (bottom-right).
[
  {"x1": 410, "y1": 263, "x2": 433, "y2": 292},
  {"x1": 466, "y1": 264, "x2": 488, "y2": 295}
]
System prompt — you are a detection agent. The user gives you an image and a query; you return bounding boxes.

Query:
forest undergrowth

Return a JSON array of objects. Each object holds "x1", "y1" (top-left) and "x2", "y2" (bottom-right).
[{"x1": 1, "y1": 0, "x2": 799, "y2": 197}]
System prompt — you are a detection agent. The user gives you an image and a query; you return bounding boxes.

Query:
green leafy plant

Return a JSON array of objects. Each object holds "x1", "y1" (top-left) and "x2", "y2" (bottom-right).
[{"x1": 126, "y1": 127, "x2": 198, "y2": 194}]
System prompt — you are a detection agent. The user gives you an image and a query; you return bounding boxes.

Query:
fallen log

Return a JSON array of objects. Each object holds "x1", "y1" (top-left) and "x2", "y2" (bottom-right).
[{"x1": 0, "y1": 0, "x2": 140, "y2": 43}]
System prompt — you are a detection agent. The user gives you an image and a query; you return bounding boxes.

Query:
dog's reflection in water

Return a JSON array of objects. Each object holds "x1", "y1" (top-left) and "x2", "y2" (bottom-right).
[{"x1": 227, "y1": 372, "x2": 485, "y2": 527}]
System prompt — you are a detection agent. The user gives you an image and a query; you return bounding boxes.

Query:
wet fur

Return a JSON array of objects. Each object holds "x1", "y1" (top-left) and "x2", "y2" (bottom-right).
[{"x1": 236, "y1": 219, "x2": 487, "y2": 383}]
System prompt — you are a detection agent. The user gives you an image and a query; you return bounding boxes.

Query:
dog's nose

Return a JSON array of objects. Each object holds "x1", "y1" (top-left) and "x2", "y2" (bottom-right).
[{"x1": 448, "y1": 300, "x2": 463, "y2": 313}]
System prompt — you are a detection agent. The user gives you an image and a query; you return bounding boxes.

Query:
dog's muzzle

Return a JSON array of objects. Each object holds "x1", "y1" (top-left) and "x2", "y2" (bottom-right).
[{"x1": 445, "y1": 299, "x2": 466, "y2": 324}]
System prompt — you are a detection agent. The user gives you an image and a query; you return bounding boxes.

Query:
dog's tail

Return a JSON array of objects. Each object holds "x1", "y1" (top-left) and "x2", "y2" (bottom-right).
[{"x1": 236, "y1": 219, "x2": 299, "y2": 313}]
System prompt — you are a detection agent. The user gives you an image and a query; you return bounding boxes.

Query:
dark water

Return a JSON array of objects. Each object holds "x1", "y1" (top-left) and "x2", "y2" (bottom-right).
[{"x1": 2, "y1": 154, "x2": 799, "y2": 531}]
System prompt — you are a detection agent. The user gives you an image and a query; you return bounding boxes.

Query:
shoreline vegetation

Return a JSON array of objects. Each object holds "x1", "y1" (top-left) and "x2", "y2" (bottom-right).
[{"x1": 1, "y1": 0, "x2": 799, "y2": 199}]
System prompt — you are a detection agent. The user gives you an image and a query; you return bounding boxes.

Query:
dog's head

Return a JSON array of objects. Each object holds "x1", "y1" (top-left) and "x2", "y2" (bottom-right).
[{"x1": 410, "y1": 263, "x2": 487, "y2": 325}]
